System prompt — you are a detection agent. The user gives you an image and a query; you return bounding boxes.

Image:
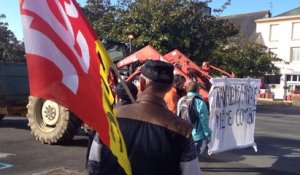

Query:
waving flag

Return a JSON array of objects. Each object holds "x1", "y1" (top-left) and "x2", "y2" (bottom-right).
[{"x1": 20, "y1": 0, "x2": 131, "y2": 174}]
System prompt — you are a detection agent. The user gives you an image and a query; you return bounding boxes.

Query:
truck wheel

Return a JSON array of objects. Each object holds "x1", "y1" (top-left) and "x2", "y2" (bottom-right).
[{"x1": 27, "y1": 96, "x2": 82, "y2": 144}]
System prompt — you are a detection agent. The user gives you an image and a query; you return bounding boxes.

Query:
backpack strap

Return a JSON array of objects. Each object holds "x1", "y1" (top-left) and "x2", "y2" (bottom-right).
[
  {"x1": 178, "y1": 96, "x2": 187, "y2": 116},
  {"x1": 179, "y1": 96, "x2": 188, "y2": 108},
  {"x1": 190, "y1": 95, "x2": 202, "y2": 131},
  {"x1": 181, "y1": 96, "x2": 188, "y2": 101}
]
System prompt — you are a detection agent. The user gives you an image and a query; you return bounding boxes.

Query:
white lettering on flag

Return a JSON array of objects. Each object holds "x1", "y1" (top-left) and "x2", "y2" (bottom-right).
[{"x1": 22, "y1": 0, "x2": 90, "y2": 94}]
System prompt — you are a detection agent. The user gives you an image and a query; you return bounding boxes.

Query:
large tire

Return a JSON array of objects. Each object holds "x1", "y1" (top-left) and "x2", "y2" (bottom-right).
[{"x1": 27, "y1": 96, "x2": 82, "y2": 144}]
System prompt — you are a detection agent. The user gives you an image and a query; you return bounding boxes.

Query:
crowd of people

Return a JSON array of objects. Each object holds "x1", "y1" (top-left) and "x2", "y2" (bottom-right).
[{"x1": 87, "y1": 60, "x2": 211, "y2": 175}]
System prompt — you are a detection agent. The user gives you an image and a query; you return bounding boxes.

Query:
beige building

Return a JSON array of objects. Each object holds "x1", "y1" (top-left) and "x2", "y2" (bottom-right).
[{"x1": 256, "y1": 7, "x2": 300, "y2": 99}]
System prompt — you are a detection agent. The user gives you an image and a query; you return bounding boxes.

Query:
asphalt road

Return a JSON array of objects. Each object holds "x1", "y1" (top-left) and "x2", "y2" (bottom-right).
[
  {"x1": 0, "y1": 117, "x2": 88, "y2": 175},
  {"x1": 200, "y1": 104, "x2": 300, "y2": 175},
  {"x1": 0, "y1": 104, "x2": 300, "y2": 175}
]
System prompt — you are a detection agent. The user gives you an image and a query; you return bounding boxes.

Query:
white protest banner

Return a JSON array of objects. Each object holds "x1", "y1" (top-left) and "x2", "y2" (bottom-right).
[{"x1": 207, "y1": 78, "x2": 260, "y2": 155}]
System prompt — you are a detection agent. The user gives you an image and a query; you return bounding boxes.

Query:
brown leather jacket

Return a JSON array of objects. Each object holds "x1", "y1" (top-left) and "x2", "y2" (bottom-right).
[
  {"x1": 87, "y1": 93, "x2": 197, "y2": 175},
  {"x1": 117, "y1": 93, "x2": 192, "y2": 138}
]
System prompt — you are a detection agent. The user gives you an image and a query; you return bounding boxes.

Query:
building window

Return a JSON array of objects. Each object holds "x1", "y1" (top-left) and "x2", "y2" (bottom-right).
[
  {"x1": 293, "y1": 75, "x2": 298, "y2": 81},
  {"x1": 286, "y1": 74, "x2": 300, "y2": 82},
  {"x1": 292, "y1": 22, "x2": 300, "y2": 40},
  {"x1": 264, "y1": 75, "x2": 280, "y2": 84},
  {"x1": 286, "y1": 75, "x2": 291, "y2": 81},
  {"x1": 291, "y1": 47, "x2": 300, "y2": 62},
  {"x1": 270, "y1": 24, "x2": 279, "y2": 41}
]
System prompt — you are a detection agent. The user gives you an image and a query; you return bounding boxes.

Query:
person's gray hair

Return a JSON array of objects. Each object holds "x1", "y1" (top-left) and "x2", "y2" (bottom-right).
[
  {"x1": 140, "y1": 75, "x2": 171, "y2": 92},
  {"x1": 186, "y1": 81, "x2": 199, "y2": 93}
]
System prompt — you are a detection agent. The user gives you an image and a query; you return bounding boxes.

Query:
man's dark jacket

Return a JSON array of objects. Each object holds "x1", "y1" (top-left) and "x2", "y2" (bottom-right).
[{"x1": 88, "y1": 94, "x2": 196, "y2": 175}]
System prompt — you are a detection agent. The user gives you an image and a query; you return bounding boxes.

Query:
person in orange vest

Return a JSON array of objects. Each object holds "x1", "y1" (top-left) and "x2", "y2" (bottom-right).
[{"x1": 164, "y1": 74, "x2": 186, "y2": 113}]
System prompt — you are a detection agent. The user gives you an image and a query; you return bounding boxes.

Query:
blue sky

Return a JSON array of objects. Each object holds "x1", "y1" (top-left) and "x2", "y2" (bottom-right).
[{"x1": 1, "y1": 0, "x2": 299, "y2": 41}]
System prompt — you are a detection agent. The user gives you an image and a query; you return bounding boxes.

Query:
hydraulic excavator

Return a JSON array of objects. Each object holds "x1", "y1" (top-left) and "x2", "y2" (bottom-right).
[{"x1": 116, "y1": 45, "x2": 233, "y2": 102}]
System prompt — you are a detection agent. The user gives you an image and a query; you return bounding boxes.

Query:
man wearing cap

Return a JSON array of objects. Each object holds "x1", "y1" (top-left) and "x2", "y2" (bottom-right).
[{"x1": 87, "y1": 60, "x2": 201, "y2": 175}]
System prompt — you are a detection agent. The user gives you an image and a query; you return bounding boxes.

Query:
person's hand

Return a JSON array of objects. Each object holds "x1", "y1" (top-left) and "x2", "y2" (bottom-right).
[{"x1": 206, "y1": 139, "x2": 211, "y2": 144}]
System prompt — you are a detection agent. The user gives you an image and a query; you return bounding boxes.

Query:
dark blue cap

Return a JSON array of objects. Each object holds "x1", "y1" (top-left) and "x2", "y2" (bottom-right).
[{"x1": 141, "y1": 59, "x2": 174, "y2": 85}]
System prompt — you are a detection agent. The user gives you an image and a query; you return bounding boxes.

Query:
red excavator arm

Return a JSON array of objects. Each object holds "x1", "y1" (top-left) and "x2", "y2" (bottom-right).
[
  {"x1": 164, "y1": 49, "x2": 233, "y2": 91},
  {"x1": 117, "y1": 45, "x2": 162, "y2": 68},
  {"x1": 164, "y1": 49, "x2": 233, "y2": 78},
  {"x1": 117, "y1": 45, "x2": 191, "y2": 81},
  {"x1": 116, "y1": 45, "x2": 209, "y2": 101}
]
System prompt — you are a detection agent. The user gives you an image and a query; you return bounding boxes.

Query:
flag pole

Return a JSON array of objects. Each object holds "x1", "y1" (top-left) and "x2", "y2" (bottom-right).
[{"x1": 111, "y1": 64, "x2": 136, "y2": 103}]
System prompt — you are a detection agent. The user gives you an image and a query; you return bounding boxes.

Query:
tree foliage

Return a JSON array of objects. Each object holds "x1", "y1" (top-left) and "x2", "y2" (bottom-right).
[
  {"x1": 0, "y1": 14, "x2": 25, "y2": 63},
  {"x1": 82, "y1": 0, "x2": 123, "y2": 37},
  {"x1": 211, "y1": 37, "x2": 281, "y2": 78},
  {"x1": 82, "y1": 0, "x2": 280, "y2": 78},
  {"x1": 83, "y1": 0, "x2": 238, "y2": 63},
  {"x1": 82, "y1": 0, "x2": 130, "y2": 55}
]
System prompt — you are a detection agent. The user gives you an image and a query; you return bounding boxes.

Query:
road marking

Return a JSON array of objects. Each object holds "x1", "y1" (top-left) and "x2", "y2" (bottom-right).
[
  {"x1": 0, "y1": 162, "x2": 13, "y2": 169},
  {"x1": 0, "y1": 153, "x2": 15, "y2": 169},
  {"x1": 0, "y1": 153, "x2": 16, "y2": 159},
  {"x1": 33, "y1": 168, "x2": 81, "y2": 175}
]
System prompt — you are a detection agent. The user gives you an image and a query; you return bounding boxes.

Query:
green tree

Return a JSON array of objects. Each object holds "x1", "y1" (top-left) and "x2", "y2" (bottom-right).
[
  {"x1": 117, "y1": 0, "x2": 237, "y2": 63},
  {"x1": 211, "y1": 37, "x2": 281, "y2": 78},
  {"x1": 82, "y1": 0, "x2": 279, "y2": 78},
  {"x1": 82, "y1": 0, "x2": 238, "y2": 63},
  {"x1": 82, "y1": 0, "x2": 119, "y2": 39},
  {"x1": 0, "y1": 14, "x2": 25, "y2": 63}
]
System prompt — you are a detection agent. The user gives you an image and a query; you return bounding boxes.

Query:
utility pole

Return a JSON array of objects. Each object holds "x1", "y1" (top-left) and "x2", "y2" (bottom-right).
[{"x1": 270, "y1": 1, "x2": 273, "y2": 15}]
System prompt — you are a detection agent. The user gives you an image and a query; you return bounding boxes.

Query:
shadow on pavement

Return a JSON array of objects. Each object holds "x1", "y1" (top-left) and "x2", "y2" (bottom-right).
[
  {"x1": 202, "y1": 167, "x2": 297, "y2": 175},
  {"x1": 258, "y1": 136, "x2": 300, "y2": 175},
  {"x1": 0, "y1": 116, "x2": 30, "y2": 130},
  {"x1": 63, "y1": 137, "x2": 88, "y2": 148},
  {"x1": 199, "y1": 136, "x2": 300, "y2": 175},
  {"x1": 257, "y1": 104, "x2": 300, "y2": 115},
  {"x1": 0, "y1": 116, "x2": 89, "y2": 148}
]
